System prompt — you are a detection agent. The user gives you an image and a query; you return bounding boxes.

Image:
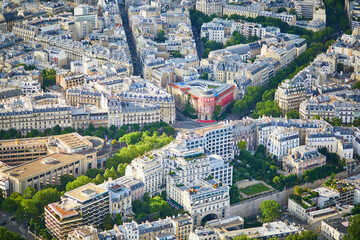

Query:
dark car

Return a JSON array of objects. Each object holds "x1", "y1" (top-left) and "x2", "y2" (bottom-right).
[{"x1": 0, "y1": 221, "x2": 6, "y2": 226}]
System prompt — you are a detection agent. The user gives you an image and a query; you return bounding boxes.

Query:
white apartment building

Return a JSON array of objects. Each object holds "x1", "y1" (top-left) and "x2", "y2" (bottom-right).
[
  {"x1": 201, "y1": 22, "x2": 225, "y2": 43},
  {"x1": 287, "y1": 197, "x2": 317, "y2": 222},
  {"x1": 167, "y1": 178, "x2": 230, "y2": 227},
  {"x1": 321, "y1": 219, "x2": 349, "y2": 240},
  {"x1": 223, "y1": 4, "x2": 263, "y2": 18},
  {"x1": 176, "y1": 122, "x2": 234, "y2": 161},
  {"x1": 267, "y1": 127, "x2": 300, "y2": 158},
  {"x1": 305, "y1": 130, "x2": 336, "y2": 152},
  {"x1": 189, "y1": 227, "x2": 218, "y2": 240},
  {"x1": 126, "y1": 146, "x2": 232, "y2": 196},
  {"x1": 258, "y1": 11, "x2": 296, "y2": 25},
  {"x1": 99, "y1": 179, "x2": 132, "y2": 217}
]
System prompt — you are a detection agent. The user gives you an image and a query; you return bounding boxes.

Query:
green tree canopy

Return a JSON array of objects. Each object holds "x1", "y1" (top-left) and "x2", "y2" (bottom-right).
[
  {"x1": 65, "y1": 175, "x2": 92, "y2": 192},
  {"x1": 260, "y1": 200, "x2": 281, "y2": 222}
]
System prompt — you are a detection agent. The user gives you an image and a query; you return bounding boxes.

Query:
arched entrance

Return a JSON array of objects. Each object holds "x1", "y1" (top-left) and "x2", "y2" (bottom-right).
[{"x1": 201, "y1": 213, "x2": 218, "y2": 226}]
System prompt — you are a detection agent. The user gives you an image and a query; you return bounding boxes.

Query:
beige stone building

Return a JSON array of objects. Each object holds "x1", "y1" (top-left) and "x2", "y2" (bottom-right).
[
  {"x1": 196, "y1": 0, "x2": 224, "y2": 16},
  {"x1": 0, "y1": 138, "x2": 48, "y2": 166},
  {"x1": 275, "y1": 79, "x2": 307, "y2": 113},
  {"x1": 56, "y1": 72, "x2": 85, "y2": 90},
  {"x1": 0, "y1": 96, "x2": 72, "y2": 135}
]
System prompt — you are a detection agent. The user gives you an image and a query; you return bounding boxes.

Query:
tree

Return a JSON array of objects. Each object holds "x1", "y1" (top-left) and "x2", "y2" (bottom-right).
[
  {"x1": 85, "y1": 169, "x2": 105, "y2": 179},
  {"x1": 117, "y1": 163, "x2": 128, "y2": 176},
  {"x1": 59, "y1": 174, "x2": 76, "y2": 191},
  {"x1": 0, "y1": 227, "x2": 24, "y2": 240},
  {"x1": 233, "y1": 236, "x2": 253, "y2": 240},
  {"x1": 173, "y1": 51, "x2": 182, "y2": 58},
  {"x1": 237, "y1": 141, "x2": 247, "y2": 151},
  {"x1": 289, "y1": 8, "x2": 296, "y2": 15},
  {"x1": 119, "y1": 132, "x2": 141, "y2": 145},
  {"x1": 278, "y1": 7, "x2": 287, "y2": 13},
  {"x1": 260, "y1": 200, "x2": 281, "y2": 222},
  {"x1": 33, "y1": 188, "x2": 61, "y2": 209},
  {"x1": 88, "y1": 123, "x2": 96, "y2": 132},
  {"x1": 332, "y1": 118, "x2": 342, "y2": 126},
  {"x1": 53, "y1": 125, "x2": 61, "y2": 135},
  {"x1": 201, "y1": 37, "x2": 207, "y2": 43},
  {"x1": 104, "y1": 167, "x2": 118, "y2": 180},
  {"x1": 1, "y1": 197, "x2": 19, "y2": 213},
  {"x1": 41, "y1": 69, "x2": 56, "y2": 89},
  {"x1": 272, "y1": 176, "x2": 283, "y2": 189},
  {"x1": 212, "y1": 104, "x2": 222, "y2": 121},
  {"x1": 163, "y1": 126, "x2": 175, "y2": 136},
  {"x1": 65, "y1": 175, "x2": 92, "y2": 192},
  {"x1": 286, "y1": 109, "x2": 299, "y2": 119},
  {"x1": 200, "y1": 72, "x2": 208, "y2": 80},
  {"x1": 132, "y1": 124, "x2": 140, "y2": 131},
  {"x1": 103, "y1": 213, "x2": 114, "y2": 230},
  {"x1": 348, "y1": 214, "x2": 360, "y2": 240},
  {"x1": 157, "y1": 30, "x2": 166, "y2": 43},
  {"x1": 23, "y1": 187, "x2": 37, "y2": 199},
  {"x1": 94, "y1": 174, "x2": 105, "y2": 184},
  {"x1": 345, "y1": 29, "x2": 352, "y2": 35},
  {"x1": 230, "y1": 184, "x2": 241, "y2": 204}
]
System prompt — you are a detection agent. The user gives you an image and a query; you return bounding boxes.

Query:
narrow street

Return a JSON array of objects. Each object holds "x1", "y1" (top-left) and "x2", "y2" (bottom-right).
[
  {"x1": 192, "y1": 26, "x2": 203, "y2": 60},
  {"x1": 119, "y1": 1, "x2": 142, "y2": 76}
]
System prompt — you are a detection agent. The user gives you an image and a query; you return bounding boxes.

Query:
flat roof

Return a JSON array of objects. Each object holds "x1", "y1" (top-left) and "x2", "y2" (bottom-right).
[
  {"x1": 0, "y1": 137, "x2": 48, "y2": 147},
  {"x1": 191, "y1": 123, "x2": 229, "y2": 136},
  {"x1": 1, "y1": 153, "x2": 84, "y2": 180},
  {"x1": 54, "y1": 133, "x2": 92, "y2": 150},
  {"x1": 65, "y1": 183, "x2": 107, "y2": 203}
]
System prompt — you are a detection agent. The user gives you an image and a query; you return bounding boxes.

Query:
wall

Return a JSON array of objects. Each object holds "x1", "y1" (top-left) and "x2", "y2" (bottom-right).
[{"x1": 230, "y1": 171, "x2": 347, "y2": 217}]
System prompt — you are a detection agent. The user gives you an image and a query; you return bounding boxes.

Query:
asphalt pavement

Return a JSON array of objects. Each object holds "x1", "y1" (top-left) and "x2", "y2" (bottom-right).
[{"x1": 0, "y1": 209, "x2": 34, "y2": 240}]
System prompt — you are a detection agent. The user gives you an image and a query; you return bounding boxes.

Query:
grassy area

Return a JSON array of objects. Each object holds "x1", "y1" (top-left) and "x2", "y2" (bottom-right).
[{"x1": 239, "y1": 183, "x2": 270, "y2": 196}]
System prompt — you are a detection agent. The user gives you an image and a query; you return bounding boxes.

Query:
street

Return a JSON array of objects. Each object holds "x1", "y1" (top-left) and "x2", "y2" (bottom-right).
[
  {"x1": 0, "y1": 209, "x2": 34, "y2": 239},
  {"x1": 119, "y1": 2, "x2": 143, "y2": 76}
]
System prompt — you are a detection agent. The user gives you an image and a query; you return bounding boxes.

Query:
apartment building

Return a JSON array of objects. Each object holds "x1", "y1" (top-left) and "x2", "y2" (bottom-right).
[
  {"x1": 189, "y1": 227, "x2": 218, "y2": 240},
  {"x1": 177, "y1": 122, "x2": 234, "y2": 161},
  {"x1": 99, "y1": 179, "x2": 132, "y2": 217},
  {"x1": 223, "y1": 4, "x2": 263, "y2": 18},
  {"x1": 45, "y1": 183, "x2": 109, "y2": 240},
  {"x1": 275, "y1": 79, "x2": 308, "y2": 113},
  {"x1": 106, "y1": 99, "x2": 161, "y2": 128},
  {"x1": 0, "y1": 138, "x2": 48, "y2": 165},
  {"x1": 172, "y1": 215, "x2": 193, "y2": 240},
  {"x1": 267, "y1": 127, "x2": 300, "y2": 158},
  {"x1": 112, "y1": 176, "x2": 145, "y2": 201},
  {"x1": 299, "y1": 95, "x2": 360, "y2": 124},
  {"x1": 283, "y1": 145, "x2": 326, "y2": 176},
  {"x1": 255, "y1": 116, "x2": 332, "y2": 147},
  {"x1": 196, "y1": 0, "x2": 224, "y2": 16},
  {"x1": 138, "y1": 218, "x2": 174, "y2": 240},
  {"x1": 66, "y1": 86, "x2": 103, "y2": 108},
  {"x1": 167, "y1": 178, "x2": 230, "y2": 226},
  {"x1": 126, "y1": 153, "x2": 165, "y2": 196},
  {"x1": 321, "y1": 218, "x2": 349, "y2": 240},
  {"x1": 0, "y1": 96, "x2": 72, "y2": 135},
  {"x1": 200, "y1": 22, "x2": 225, "y2": 43},
  {"x1": 305, "y1": 130, "x2": 336, "y2": 152},
  {"x1": 258, "y1": 11, "x2": 297, "y2": 25},
  {"x1": 287, "y1": 197, "x2": 317, "y2": 222},
  {"x1": 232, "y1": 118, "x2": 256, "y2": 153},
  {"x1": 56, "y1": 72, "x2": 85, "y2": 90},
  {"x1": 213, "y1": 221, "x2": 299, "y2": 239}
]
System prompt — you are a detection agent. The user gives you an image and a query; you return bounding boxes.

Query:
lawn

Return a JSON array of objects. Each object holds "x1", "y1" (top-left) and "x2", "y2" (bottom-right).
[{"x1": 239, "y1": 183, "x2": 270, "y2": 196}]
